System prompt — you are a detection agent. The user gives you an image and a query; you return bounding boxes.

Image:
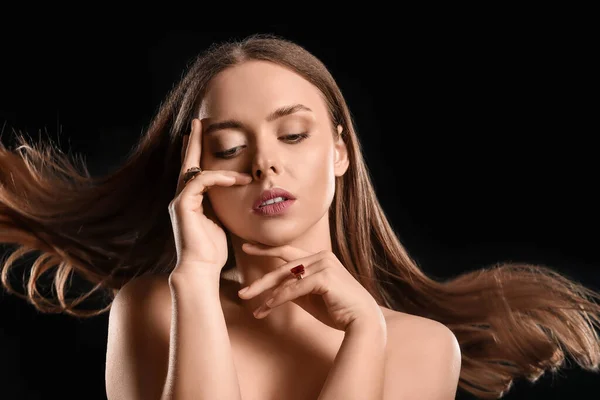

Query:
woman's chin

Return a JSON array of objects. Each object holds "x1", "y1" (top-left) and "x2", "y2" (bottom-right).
[{"x1": 241, "y1": 234, "x2": 297, "y2": 248}]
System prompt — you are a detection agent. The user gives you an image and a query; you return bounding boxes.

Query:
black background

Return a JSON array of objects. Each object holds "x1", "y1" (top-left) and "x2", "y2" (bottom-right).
[{"x1": 1, "y1": 16, "x2": 598, "y2": 400}]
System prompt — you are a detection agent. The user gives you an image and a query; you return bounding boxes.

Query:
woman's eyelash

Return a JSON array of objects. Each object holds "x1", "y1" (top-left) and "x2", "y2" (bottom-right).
[{"x1": 215, "y1": 133, "x2": 310, "y2": 159}]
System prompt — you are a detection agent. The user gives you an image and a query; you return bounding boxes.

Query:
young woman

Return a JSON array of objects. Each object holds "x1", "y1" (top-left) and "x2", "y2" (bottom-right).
[{"x1": 1, "y1": 33, "x2": 599, "y2": 399}]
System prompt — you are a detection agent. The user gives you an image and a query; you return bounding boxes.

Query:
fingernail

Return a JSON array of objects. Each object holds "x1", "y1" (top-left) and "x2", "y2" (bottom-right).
[
  {"x1": 254, "y1": 306, "x2": 264, "y2": 317},
  {"x1": 238, "y1": 287, "x2": 249, "y2": 295}
]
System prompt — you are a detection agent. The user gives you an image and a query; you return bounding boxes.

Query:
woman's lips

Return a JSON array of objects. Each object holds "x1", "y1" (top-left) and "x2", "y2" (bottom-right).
[
  {"x1": 252, "y1": 199, "x2": 296, "y2": 216},
  {"x1": 252, "y1": 187, "x2": 296, "y2": 210}
]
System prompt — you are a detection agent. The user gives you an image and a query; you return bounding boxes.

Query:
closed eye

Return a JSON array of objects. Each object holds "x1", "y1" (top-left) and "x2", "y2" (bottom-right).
[{"x1": 214, "y1": 133, "x2": 310, "y2": 159}]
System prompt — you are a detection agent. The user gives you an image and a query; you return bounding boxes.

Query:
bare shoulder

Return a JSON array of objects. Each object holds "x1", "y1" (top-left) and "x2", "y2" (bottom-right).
[
  {"x1": 380, "y1": 307, "x2": 462, "y2": 398},
  {"x1": 381, "y1": 306, "x2": 455, "y2": 340},
  {"x1": 118, "y1": 272, "x2": 171, "y2": 294},
  {"x1": 384, "y1": 307, "x2": 460, "y2": 352},
  {"x1": 110, "y1": 273, "x2": 172, "y2": 339},
  {"x1": 105, "y1": 273, "x2": 173, "y2": 400},
  {"x1": 114, "y1": 273, "x2": 172, "y2": 311},
  {"x1": 112, "y1": 273, "x2": 233, "y2": 326}
]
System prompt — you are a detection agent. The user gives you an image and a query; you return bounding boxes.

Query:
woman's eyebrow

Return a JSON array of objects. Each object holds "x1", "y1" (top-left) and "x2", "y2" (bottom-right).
[{"x1": 203, "y1": 104, "x2": 313, "y2": 135}]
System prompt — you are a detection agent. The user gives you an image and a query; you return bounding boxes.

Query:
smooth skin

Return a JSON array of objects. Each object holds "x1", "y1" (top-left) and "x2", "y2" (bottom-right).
[
  {"x1": 169, "y1": 118, "x2": 253, "y2": 272},
  {"x1": 105, "y1": 59, "x2": 461, "y2": 400}
]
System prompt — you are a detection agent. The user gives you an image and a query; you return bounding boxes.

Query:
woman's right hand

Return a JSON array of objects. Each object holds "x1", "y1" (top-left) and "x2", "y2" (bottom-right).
[{"x1": 168, "y1": 118, "x2": 253, "y2": 277}]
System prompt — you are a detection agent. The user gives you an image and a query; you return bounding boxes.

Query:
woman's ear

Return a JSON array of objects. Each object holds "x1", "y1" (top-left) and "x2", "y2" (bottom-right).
[{"x1": 334, "y1": 125, "x2": 349, "y2": 177}]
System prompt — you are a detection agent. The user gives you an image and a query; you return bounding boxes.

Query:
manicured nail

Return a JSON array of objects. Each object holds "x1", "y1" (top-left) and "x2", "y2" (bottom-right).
[{"x1": 254, "y1": 306, "x2": 264, "y2": 317}]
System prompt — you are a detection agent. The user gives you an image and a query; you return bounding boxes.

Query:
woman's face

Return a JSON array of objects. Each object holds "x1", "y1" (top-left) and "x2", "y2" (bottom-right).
[{"x1": 198, "y1": 60, "x2": 348, "y2": 246}]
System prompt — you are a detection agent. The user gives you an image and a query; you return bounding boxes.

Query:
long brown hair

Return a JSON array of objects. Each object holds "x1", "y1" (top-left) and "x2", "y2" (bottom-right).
[{"x1": 1, "y1": 33, "x2": 599, "y2": 399}]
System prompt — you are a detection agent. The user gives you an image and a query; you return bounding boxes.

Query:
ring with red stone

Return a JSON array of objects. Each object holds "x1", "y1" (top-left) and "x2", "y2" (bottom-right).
[{"x1": 290, "y1": 264, "x2": 305, "y2": 280}]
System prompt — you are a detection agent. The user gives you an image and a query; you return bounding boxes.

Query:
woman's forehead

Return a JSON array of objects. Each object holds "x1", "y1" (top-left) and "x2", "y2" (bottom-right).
[{"x1": 198, "y1": 60, "x2": 327, "y2": 122}]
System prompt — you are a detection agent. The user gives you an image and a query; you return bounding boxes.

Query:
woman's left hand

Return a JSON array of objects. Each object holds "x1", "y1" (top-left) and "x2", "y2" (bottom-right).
[{"x1": 237, "y1": 243, "x2": 385, "y2": 332}]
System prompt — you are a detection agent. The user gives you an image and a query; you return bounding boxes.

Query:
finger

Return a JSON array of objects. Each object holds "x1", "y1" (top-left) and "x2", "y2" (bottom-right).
[
  {"x1": 238, "y1": 250, "x2": 327, "y2": 299},
  {"x1": 182, "y1": 171, "x2": 252, "y2": 199},
  {"x1": 182, "y1": 118, "x2": 202, "y2": 174},
  {"x1": 181, "y1": 134, "x2": 189, "y2": 163},
  {"x1": 255, "y1": 271, "x2": 327, "y2": 318},
  {"x1": 175, "y1": 119, "x2": 202, "y2": 196}
]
